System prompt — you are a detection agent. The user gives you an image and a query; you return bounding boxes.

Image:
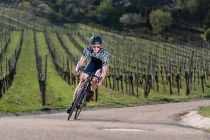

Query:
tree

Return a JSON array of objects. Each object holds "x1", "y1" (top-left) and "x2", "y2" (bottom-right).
[
  {"x1": 120, "y1": 13, "x2": 142, "y2": 26},
  {"x1": 31, "y1": 0, "x2": 43, "y2": 6},
  {"x1": 120, "y1": 14, "x2": 132, "y2": 25},
  {"x1": 38, "y1": 4, "x2": 51, "y2": 12},
  {"x1": 205, "y1": 13, "x2": 210, "y2": 30},
  {"x1": 56, "y1": 0, "x2": 63, "y2": 6},
  {"x1": 99, "y1": 8, "x2": 120, "y2": 26},
  {"x1": 183, "y1": 0, "x2": 210, "y2": 26},
  {"x1": 93, "y1": 0, "x2": 100, "y2": 6},
  {"x1": 122, "y1": 4, "x2": 139, "y2": 13},
  {"x1": 65, "y1": 3, "x2": 74, "y2": 15},
  {"x1": 54, "y1": 0, "x2": 64, "y2": 13},
  {"x1": 149, "y1": 9, "x2": 172, "y2": 33},
  {"x1": 97, "y1": 0, "x2": 112, "y2": 15},
  {"x1": 205, "y1": 28, "x2": 210, "y2": 41},
  {"x1": 171, "y1": 0, "x2": 182, "y2": 9},
  {"x1": 96, "y1": 0, "x2": 120, "y2": 26},
  {"x1": 18, "y1": 2, "x2": 31, "y2": 7}
]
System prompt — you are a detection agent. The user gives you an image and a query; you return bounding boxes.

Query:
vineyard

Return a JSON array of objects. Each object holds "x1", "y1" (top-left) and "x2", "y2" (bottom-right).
[{"x1": 0, "y1": 7, "x2": 210, "y2": 113}]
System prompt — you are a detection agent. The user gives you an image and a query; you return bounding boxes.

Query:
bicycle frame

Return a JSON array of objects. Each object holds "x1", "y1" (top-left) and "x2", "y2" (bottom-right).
[{"x1": 67, "y1": 67, "x2": 100, "y2": 120}]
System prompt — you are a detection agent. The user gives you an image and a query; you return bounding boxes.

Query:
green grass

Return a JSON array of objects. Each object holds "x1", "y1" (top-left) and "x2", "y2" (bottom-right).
[
  {"x1": 36, "y1": 32, "x2": 75, "y2": 108},
  {"x1": 0, "y1": 7, "x2": 49, "y2": 31},
  {"x1": 62, "y1": 34, "x2": 82, "y2": 58},
  {"x1": 198, "y1": 106, "x2": 210, "y2": 118},
  {"x1": 0, "y1": 22, "x2": 210, "y2": 115},
  {"x1": 0, "y1": 30, "x2": 41, "y2": 113},
  {"x1": 1, "y1": 31, "x2": 21, "y2": 74},
  {"x1": 89, "y1": 87, "x2": 141, "y2": 107},
  {"x1": 49, "y1": 33, "x2": 68, "y2": 67}
]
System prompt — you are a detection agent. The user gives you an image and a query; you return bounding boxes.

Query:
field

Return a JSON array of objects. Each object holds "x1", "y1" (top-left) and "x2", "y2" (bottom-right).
[{"x1": 0, "y1": 7, "x2": 210, "y2": 114}]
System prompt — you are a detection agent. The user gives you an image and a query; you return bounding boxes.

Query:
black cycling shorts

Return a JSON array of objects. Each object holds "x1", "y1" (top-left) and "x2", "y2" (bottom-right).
[{"x1": 84, "y1": 58, "x2": 102, "y2": 74}]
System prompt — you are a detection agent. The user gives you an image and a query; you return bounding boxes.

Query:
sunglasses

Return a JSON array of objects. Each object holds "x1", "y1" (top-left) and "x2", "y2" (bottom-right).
[{"x1": 92, "y1": 45, "x2": 101, "y2": 48}]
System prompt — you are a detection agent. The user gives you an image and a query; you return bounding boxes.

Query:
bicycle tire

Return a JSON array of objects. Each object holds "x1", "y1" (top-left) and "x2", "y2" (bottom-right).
[
  {"x1": 74, "y1": 99, "x2": 86, "y2": 120},
  {"x1": 74, "y1": 87, "x2": 89, "y2": 120},
  {"x1": 67, "y1": 92, "x2": 84, "y2": 120},
  {"x1": 67, "y1": 80, "x2": 89, "y2": 121}
]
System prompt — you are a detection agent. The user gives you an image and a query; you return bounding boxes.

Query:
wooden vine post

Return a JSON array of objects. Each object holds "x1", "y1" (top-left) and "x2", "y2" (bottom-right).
[
  {"x1": 43, "y1": 55, "x2": 48, "y2": 106},
  {"x1": 186, "y1": 51, "x2": 194, "y2": 96},
  {"x1": 136, "y1": 60, "x2": 139, "y2": 97},
  {"x1": 169, "y1": 55, "x2": 173, "y2": 95},
  {"x1": 144, "y1": 52, "x2": 152, "y2": 98}
]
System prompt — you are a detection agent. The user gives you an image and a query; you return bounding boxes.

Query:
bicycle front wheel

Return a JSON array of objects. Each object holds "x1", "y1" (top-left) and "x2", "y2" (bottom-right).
[
  {"x1": 74, "y1": 99, "x2": 86, "y2": 120},
  {"x1": 67, "y1": 83, "x2": 89, "y2": 121}
]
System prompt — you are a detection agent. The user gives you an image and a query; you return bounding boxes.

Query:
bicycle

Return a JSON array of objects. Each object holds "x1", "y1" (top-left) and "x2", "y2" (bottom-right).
[{"x1": 67, "y1": 67, "x2": 101, "y2": 120}]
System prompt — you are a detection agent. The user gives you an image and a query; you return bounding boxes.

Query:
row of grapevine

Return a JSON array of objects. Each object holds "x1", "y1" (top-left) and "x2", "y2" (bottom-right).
[
  {"x1": 0, "y1": 30, "x2": 23, "y2": 98},
  {"x1": 67, "y1": 26, "x2": 210, "y2": 97},
  {"x1": 1, "y1": 6, "x2": 210, "y2": 104}
]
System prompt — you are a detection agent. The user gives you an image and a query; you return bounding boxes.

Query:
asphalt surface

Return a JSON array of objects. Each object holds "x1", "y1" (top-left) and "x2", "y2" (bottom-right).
[{"x1": 1, "y1": 99, "x2": 210, "y2": 140}]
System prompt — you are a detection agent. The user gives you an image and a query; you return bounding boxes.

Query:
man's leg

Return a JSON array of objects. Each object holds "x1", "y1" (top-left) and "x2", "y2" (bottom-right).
[
  {"x1": 84, "y1": 70, "x2": 102, "y2": 102},
  {"x1": 73, "y1": 73, "x2": 89, "y2": 101},
  {"x1": 67, "y1": 73, "x2": 89, "y2": 113},
  {"x1": 91, "y1": 69, "x2": 102, "y2": 91}
]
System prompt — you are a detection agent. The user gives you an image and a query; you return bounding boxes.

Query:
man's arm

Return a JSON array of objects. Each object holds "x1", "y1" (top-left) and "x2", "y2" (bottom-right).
[
  {"x1": 97, "y1": 65, "x2": 107, "y2": 86},
  {"x1": 75, "y1": 57, "x2": 86, "y2": 74},
  {"x1": 76, "y1": 47, "x2": 89, "y2": 71}
]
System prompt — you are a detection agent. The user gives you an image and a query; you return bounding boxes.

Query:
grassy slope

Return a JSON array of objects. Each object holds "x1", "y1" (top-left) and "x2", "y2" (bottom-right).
[
  {"x1": 0, "y1": 30, "x2": 41, "y2": 113},
  {"x1": 49, "y1": 33, "x2": 68, "y2": 66},
  {"x1": 36, "y1": 32, "x2": 75, "y2": 109},
  {"x1": 0, "y1": 27, "x2": 209, "y2": 115},
  {"x1": 1, "y1": 31, "x2": 20, "y2": 74},
  {"x1": 0, "y1": 8, "x2": 209, "y2": 116},
  {"x1": 199, "y1": 106, "x2": 210, "y2": 117},
  {"x1": 62, "y1": 34, "x2": 82, "y2": 61},
  {"x1": 0, "y1": 31, "x2": 145, "y2": 114}
]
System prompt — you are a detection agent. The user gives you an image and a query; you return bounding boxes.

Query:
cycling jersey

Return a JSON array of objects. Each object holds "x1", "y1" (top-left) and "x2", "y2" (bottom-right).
[{"x1": 82, "y1": 46, "x2": 109, "y2": 66}]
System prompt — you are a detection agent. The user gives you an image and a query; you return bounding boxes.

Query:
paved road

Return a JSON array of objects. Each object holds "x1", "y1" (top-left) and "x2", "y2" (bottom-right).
[{"x1": 1, "y1": 100, "x2": 210, "y2": 140}]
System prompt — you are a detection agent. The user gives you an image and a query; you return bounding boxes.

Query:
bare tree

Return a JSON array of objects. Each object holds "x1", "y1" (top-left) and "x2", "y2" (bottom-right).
[
  {"x1": 120, "y1": 13, "x2": 142, "y2": 26},
  {"x1": 172, "y1": 0, "x2": 182, "y2": 9}
]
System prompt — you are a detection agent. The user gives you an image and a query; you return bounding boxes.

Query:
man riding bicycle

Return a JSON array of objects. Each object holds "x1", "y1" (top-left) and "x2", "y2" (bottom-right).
[{"x1": 66, "y1": 35, "x2": 109, "y2": 113}]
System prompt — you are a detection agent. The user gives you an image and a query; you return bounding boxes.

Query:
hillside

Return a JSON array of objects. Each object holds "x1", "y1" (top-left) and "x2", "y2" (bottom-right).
[
  {"x1": 0, "y1": 7, "x2": 210, "y2": 114},
  {"x1": 1, "y1": 0, "x2": 208, "y2": 44}
]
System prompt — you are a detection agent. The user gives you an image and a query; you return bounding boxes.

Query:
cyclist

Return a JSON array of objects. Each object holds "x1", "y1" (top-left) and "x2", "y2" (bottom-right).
[{"x1": 66, "y1": 35, "x2": 109, "y2": 113}]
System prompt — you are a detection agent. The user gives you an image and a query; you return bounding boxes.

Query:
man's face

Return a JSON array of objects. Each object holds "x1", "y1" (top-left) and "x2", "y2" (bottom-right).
[{"x1": 91, "y1": 44, "x2": 101, "y2": 53}]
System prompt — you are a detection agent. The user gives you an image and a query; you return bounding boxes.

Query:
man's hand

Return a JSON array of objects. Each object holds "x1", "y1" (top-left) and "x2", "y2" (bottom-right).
[
  {"x1": 97, "y1": 81, "x2": 102, "y2": 86},
  {"x1": 97, "y1": 76, "x2": 103, "y2": 86},
  {"x1": 74, "y1": 70, "x2": 80, "y2": 75}
]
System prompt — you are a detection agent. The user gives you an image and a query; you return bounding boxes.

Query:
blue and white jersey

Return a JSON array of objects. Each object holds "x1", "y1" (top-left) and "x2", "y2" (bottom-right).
[{"x1": 82, "y1": 46, "x2": 109, "y2": 66}]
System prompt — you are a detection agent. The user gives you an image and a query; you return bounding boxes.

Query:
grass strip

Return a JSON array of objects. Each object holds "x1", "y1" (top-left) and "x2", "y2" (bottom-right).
[
  {"x1": 2, "y1": 31, "x2": 20, "y2": 74},
  {"x1": 49, "y1": 33, "x2": 68, "y2": 66},
  {"x1": 36, "y1": 32, "x2": 75, "y2": 109},
  {"x1": 198, "y1": 106, "x2": 210, "y2": 118},
  {"x1": 0, "y1": 30, "x2": 41, "y2": 113},
  {"x1": 63, "y1": 34, "x2": 81, "y2": 60}
]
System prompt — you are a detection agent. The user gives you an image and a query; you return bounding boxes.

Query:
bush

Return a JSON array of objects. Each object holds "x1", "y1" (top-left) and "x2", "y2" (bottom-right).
[
  {"x1": 205, "y1": 28, "x2": 210, "y2": 41},
  {"x1": 149, "y1": 9, "x2": 172, "y2": 33},
  {"x1": 65, "y1": 4, "x2": 73, "y2": 15},
  {"x1": 120, "y1": 13, "x2": 142, "y2": 26},
  {"x1": 205, "y1": 13, "x2": 210, "y2": 30}
]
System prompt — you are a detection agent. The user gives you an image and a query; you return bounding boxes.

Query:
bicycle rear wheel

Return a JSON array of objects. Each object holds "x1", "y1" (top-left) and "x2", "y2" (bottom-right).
[
  {"x1": 67, "y1": 101, "x2": 77, "y2": 121},
  {"x1": 74, "y1": 106, "x2": 83, "y2": 120}
]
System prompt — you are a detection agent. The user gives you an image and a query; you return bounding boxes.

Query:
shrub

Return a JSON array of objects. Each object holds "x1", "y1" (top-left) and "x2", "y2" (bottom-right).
[
  {"x1": 205, "y1": 28, "x2": 210, "y2": 41},
  {"x1": 149, "y1": 9, "x2": 172, "y2": 33},
  {"x1": 205, "y1": 13, "x2": 210, "y2": 30},
  {"x1": 120, "y1": 13, "x2": 142, "y2": 26}
]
